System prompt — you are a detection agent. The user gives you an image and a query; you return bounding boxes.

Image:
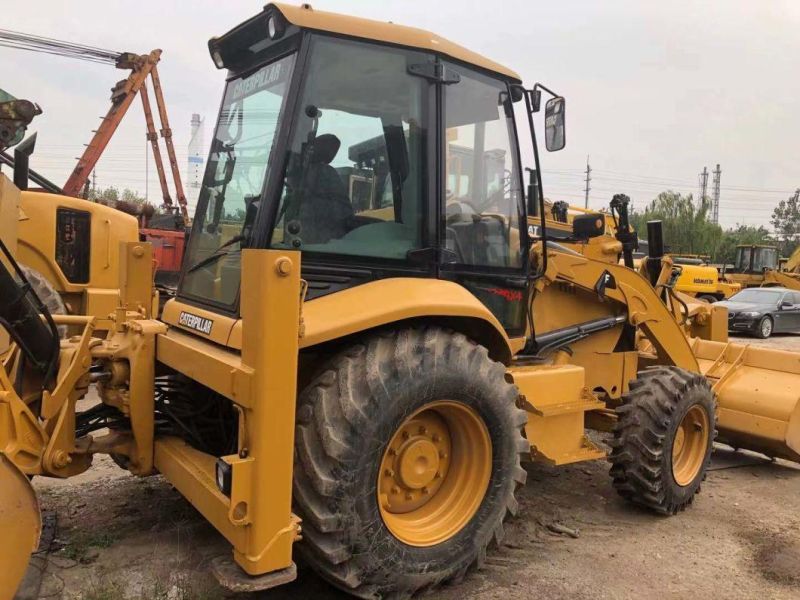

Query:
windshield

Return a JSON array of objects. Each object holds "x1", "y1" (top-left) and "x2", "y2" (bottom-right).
[
  {"x1": 180, "y1": 53, "x2": 296, "y2": 306},
  {"x1": 729, "y1": 289, "x2": 783, "y2": 304},
  {"x1": 753, "y1": 247, "x2": 778, "y2": 272}
]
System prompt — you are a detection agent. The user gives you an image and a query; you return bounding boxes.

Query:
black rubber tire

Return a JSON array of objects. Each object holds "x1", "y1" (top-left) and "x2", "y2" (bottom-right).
[
  {"x1": 19, "y1": 265, "x2": 67, "y2": 337},
  {"x1": 754, "y1": 316, "x2": 773, "y2": 339},
  {"x1": 697, "y1": 294, "x2": 718, "y2": 304},
  {"x1": 293, "y1": 327, "x2": 528, "y2": 599},
  {"x1": 609, "y1": 366, "x2": 716, "y2": 515}
]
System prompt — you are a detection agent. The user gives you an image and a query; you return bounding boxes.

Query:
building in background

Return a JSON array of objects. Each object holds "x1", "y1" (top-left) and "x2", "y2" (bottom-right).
[{"x1": 186, "y1": 113, "x2": 205, "y2": 211}]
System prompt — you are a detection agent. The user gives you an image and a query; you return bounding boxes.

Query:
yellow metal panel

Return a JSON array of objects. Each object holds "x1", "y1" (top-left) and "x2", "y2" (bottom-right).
[
  {"x1": 295, "y1": 278, "x2": 513, "y2": 361},
  {"x1": 236, "y1": 249, "x2": 302, "y2": 574},
  {"x1": 0, "y1": 454, "x2": 40, "y2": 600},
  {"x1": 228, "y1": 278, "x2": 513, "y2": 361},
  {"x1": 0, "y1": 175, "x2": 19, "y2": 260},
  {"x1": 83, "y1": 288, "x2": 120, "y2": 325},
  {"x1": 270, "y1": 3, "x2": 521, "y2": 81},
  {"x1": 693, "y1": 338, "x2": 800, "y2": 462},
  {"x1": 157, "y1": 329, "x2": 254, "y2": 408},
  {"x1": 674, "y1": 264, "x2": 722, "y2": 295},
  {"x1": 161, "y1": 298, "x2": 237, "y2": 347},
  {"x1": 17, "y1": 191, "x2": 138, "y2": 295},
  {"x1": 154, "y1": 436, "x2": 246, "y2": 547},
  {"x1": 509, "y1": 364, "x2": 606, "y2": 466}
]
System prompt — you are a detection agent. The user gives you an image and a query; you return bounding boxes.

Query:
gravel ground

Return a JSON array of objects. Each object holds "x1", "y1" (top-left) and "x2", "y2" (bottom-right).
[{"x1": 15, "y1": 333, "x2": 800, "y2": 600}]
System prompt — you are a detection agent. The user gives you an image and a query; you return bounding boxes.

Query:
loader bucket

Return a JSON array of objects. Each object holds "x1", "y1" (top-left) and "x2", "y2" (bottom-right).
[
  {"x1": 691, "y1": 338, "x2": 800, "y2": 463},
  {"x1": 0, "y1": 454, "x2": 40, "y2": 600}
]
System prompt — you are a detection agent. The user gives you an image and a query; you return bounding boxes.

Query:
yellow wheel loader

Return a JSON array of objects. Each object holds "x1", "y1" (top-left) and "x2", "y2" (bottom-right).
[{"x1": 2, "y1": 4, "x2": 800, "y2": 599}]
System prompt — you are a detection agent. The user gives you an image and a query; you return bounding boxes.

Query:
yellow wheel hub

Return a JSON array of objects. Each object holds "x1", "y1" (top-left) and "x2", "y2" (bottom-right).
[
  {"x1": 672, "y1": 404, "x2": 710, "y2": 486},
  {"x1": 378, "y1": 401, "x2": 491, "y2": 547}
]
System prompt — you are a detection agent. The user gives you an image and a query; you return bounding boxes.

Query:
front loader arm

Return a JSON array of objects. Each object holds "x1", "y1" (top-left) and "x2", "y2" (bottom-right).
[{"x1": 541, "y1": 247, "x2": 700, "y2": 373}]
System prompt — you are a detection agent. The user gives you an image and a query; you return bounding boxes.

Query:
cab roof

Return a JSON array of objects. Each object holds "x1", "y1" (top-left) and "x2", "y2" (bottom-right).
[{"x1": 219, "y1": 3, "x2": 521, "y2": 82}]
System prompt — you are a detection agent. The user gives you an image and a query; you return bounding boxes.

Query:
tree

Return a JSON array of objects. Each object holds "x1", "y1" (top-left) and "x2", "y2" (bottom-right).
[
  {"x1": 630, "y1": 191, "x2": 723, "y2": 257},
  {"x1": 87, "y1": 186, "x2": 146, "y2": 206},
  {"x1": 770, "y1": 189, "x2": 800, "y2": 256}
]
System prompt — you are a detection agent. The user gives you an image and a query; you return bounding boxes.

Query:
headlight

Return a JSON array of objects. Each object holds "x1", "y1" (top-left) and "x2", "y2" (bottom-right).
[
  {"x1": 741, "y1": 311, "x2": 761, "y2": 318},
  {"x1": 267, "y1": 14, "x2": 285, "y2": 40},
  {"x1": 210, "y1": 48, "x2": 224, "y2": 69}
]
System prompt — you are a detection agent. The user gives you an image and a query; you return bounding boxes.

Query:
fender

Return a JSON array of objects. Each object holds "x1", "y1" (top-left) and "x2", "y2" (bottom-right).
[
  {"x1": 17, "y1": 191, "x2": 139, "y2": 294},
  {"x1": 225, "y1": 277, "x2": 514, "y2": 364}
]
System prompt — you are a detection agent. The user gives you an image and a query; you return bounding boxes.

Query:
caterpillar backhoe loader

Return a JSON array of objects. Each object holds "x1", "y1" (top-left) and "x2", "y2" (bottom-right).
[{"x1": 2, "y1": 4, "x2": 800, "y2": 599}]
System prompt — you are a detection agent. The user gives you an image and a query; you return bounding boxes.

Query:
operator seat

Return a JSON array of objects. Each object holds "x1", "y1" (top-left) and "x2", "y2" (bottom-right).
[{"x1": 297, "y1": 133, "x2": 355, "y2": 244}]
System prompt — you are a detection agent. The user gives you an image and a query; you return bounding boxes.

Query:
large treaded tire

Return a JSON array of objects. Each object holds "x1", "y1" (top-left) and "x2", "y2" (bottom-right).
[
  {"x1": 19, "y1": 265, "x2": 67, "y2": 337},
  {"x1": 609, "y1": 366, "x2": 716, "y2": 515},
  {"x1": 293, "y1": 327, "x2": 528, "y2": 599}
]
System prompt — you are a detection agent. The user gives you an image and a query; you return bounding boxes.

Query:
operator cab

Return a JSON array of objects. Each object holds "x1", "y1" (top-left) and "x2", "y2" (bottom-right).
[
  {"x1": 731, "y1": 245, "x2": 779, "y2": 274},
  {"x1": 178, "y1": 3, "x2": 564, "y2": 337}
]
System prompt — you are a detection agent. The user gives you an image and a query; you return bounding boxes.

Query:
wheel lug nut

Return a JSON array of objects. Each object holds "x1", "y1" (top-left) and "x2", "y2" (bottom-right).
[
  {"x1": 432, "y1": 434, "x2": 441, "y2": 442},
  {"x1": 439, "y1": 451, "x2": 447, "y2": 459},
  {"x1": 402, "y1": 431, "x2": 410, "y2": 440},
  {"x1": 388, "y1": 448, "x2": 396, "y2": 456},
  {"x1": 422, "y1": 487, "x2": 429, "y2": 495},
  {"x1": 405, "y1": 493, "x2": 413, "y2": 500},
  {"x1": 384, "y1": 469, "x2": 394, "y2": 477},
  {"x1": 434, "y1": 471, "x2": 442, "y2": 479},
  {"x1": 418, "y1": 426, "x2": 427, "y2": 434},
  {"x1": 391, "y1": 486, "x2": 400, "y2": 494}
]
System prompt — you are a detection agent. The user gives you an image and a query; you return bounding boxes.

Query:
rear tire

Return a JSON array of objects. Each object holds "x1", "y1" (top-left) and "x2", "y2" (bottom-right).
[
  {"x1": 754, "y1": 316, "x2": 772, "y2": 339},
  {"x1": 610, "y1": 366, "x2": 716, "y2": 515},
  {"x1": 698, "y1": 294, "x2": 718, "y2": 303},
  {"x1": 19, "y1": 265, "x2": 67, "y2": 337},
  {"x1": 293, "y1": 327, "x2": 527, "y2": 599}
]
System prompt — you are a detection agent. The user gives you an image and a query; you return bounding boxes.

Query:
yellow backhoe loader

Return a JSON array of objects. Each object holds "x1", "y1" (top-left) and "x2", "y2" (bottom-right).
[{"x1": 2, "y1": 5, "x2": 800, "y2": 600}]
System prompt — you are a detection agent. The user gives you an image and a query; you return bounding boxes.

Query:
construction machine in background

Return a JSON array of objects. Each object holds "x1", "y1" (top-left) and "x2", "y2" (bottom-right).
[
  {"x1": 724, "y1": 243, "x2": 800, "y2": 290},
  {"x1": 0, "y1": 30, "x2": 190, "y2": 286},
  {"x1": 671, "y1": 255, "x2": 741, "y2": 302},
  {"x1": 2, "y1": 4, "x2": 800, "y2": 599}
]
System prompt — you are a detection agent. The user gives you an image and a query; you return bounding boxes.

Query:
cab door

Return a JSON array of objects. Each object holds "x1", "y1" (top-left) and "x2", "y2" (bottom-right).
[{"x1": 437, "y1": 63, "x2": 529, "y2": 337}]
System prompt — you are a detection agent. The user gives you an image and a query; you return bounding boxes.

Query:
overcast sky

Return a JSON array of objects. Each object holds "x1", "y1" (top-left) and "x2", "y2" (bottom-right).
[{"x1": 2, "y1": 0, "x2": 798, "y2": 229}]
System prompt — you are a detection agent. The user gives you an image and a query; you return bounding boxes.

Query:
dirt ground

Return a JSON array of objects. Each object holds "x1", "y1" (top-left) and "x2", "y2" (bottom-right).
[{"x1": 16, "y1": 334, "x2": 800, "y2": 600}]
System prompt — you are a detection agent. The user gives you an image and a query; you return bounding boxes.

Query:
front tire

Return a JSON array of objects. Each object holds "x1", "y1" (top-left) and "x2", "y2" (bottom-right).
[
  {"x1": 754, "y1": 316, "x2": 773, "y2": 339},
  {"x1": 698, "y1": 294, "x2": 718, "y2": 303},
  {"x1": 293, "y1": 327, "x2": 527, "y2": 599},
  {"x1": 610, "y1": 366, "x2": 716, "y2": 515}
]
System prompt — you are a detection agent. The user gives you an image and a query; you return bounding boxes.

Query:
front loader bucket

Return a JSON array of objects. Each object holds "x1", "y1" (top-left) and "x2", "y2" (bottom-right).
[
  {"x1": 691, "y1": 338, "x2": 800, "y2": 463},
  {"x1": 0, "y1": 454, "x2": 40, "y2": 600}
]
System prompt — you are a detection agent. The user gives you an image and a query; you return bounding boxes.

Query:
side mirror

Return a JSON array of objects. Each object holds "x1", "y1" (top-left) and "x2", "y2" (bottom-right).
[
  {"x1": 545, "y1": 96, "x2": 566, "y2": 151},
  {"x1": 572, "y1": 213, "x2": 605, "y2": 240},
  {"x1": 780, "y1": 301, "x2": 793, "y2": 310}
]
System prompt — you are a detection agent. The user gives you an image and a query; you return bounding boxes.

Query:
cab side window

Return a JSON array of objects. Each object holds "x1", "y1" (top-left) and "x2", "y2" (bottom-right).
[
  {"x1": 270, "y1": 37, "x2": 426, "y2": 261},
  {"x1": 443, "y1": 68, "x2": 523, "y2": 269}
]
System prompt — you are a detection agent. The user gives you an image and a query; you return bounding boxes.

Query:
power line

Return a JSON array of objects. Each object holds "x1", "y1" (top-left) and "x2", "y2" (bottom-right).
[{"x1": 0, "y1": 28, "x2": 121, "y2": 64}]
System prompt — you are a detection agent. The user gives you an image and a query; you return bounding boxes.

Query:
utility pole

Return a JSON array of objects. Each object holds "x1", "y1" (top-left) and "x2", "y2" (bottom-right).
[
  {"x1": 698, "y1": 166, "x2": 708, "y2": 205},
  {"x1": 711, "y1": 163, "x2": 721, "y2": 224},
  {"x1": 584, "y1": 155, "x2": 591, "y2": 209}
]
